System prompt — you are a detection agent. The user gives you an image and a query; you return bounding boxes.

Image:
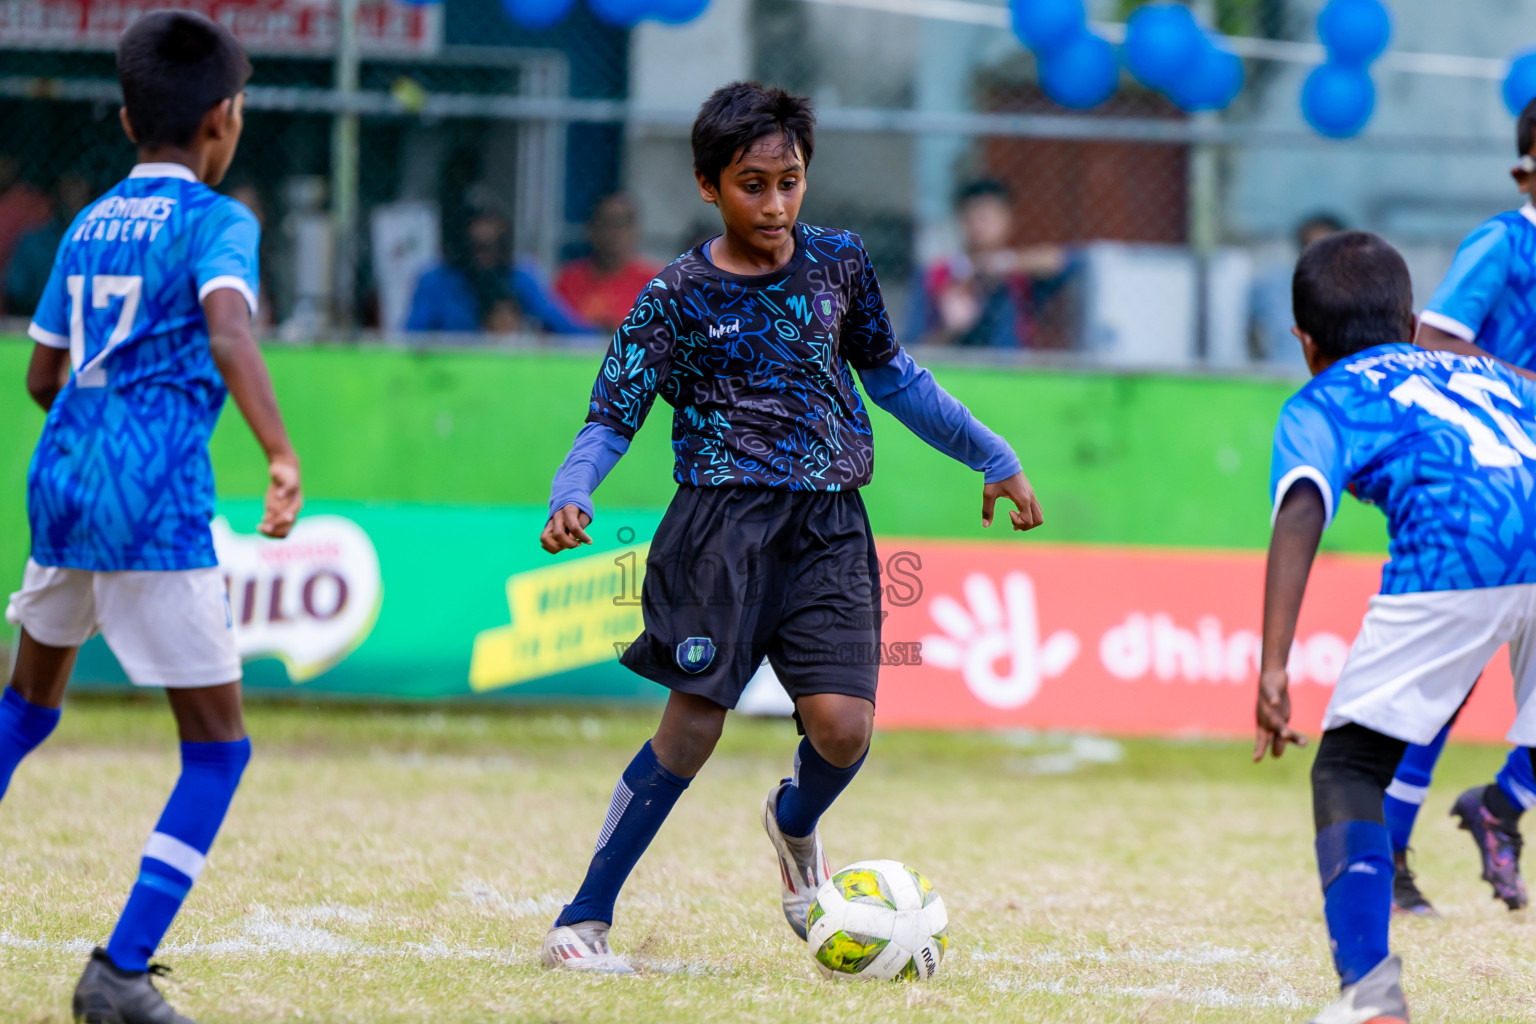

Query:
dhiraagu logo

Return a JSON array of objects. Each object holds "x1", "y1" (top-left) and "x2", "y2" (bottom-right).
[{"x1": 469, "y1": 544, "x2": 649, "y2": 691}]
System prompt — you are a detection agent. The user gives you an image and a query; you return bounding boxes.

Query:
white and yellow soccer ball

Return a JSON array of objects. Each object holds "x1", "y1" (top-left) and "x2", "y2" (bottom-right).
[{"x1": 805, "y1": 859, "x2": 948, "y2": 981}]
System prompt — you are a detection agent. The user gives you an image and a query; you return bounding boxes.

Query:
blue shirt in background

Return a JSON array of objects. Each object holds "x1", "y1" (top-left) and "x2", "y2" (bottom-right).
[
  {"x1": 404, "y1": 260, "x2": 589, "y2": 335},
  {"x1": 26, "y1": 163, "x2": 260, "y2": 572},
  {"x1": 1422, "y1": 206, "x2": 1536, "y2": 369},
  {"x1": 1271, "y1": 343, "x2": 1536, "y2": 595}
]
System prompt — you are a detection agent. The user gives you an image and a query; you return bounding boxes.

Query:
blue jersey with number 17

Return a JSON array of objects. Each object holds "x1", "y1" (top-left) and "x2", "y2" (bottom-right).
[
  {"x1": 25, "y1": 163, "x2": 260, "y2": 572},
  {"x1": 1271, "y1": 343, "x2": 1536, "y2": 596}
]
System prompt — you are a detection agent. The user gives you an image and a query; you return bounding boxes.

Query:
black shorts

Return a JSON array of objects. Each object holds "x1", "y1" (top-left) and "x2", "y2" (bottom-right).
[{"x1": 619, "y1": 486, "x2": 882, "y2": 710}]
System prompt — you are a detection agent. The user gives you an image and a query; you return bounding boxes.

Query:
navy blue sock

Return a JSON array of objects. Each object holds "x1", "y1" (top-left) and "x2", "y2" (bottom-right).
[
  {"x1": 555, "y1": 741, "x2": 690, "y2": 927},
  {"x1": 1382, "y1": 721, "x2": 1451, "y2": 853},
  {"x1": 106, "y1": 739, "x2": 251, "y2": 973},
  {"x1": 1316, "y1": 820, "x2": 1394, "y2": 987},
  {"x1": 775, "y1": 737, "x2": 866, "y2": 839},
  {"x1": 0, "y1": 686, "x2": 61, "y2": 800},
  {"x1": 1495, "y1": 746, "x2": 1536, "y2": 815}
]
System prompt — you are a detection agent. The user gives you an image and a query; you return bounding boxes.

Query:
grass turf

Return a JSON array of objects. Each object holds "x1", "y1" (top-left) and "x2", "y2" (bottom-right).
[{"x1": 1, "y1": 699, "x2": 1534, "y2": 1023}]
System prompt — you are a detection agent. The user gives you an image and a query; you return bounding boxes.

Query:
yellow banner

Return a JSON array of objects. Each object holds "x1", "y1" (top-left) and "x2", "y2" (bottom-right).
[{"x1": 468, "y1": 544, "x2": 648, "y2": 691}]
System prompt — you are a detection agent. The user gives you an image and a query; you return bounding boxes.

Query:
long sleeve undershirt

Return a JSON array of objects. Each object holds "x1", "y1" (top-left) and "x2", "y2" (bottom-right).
[{"x1": 546, "y1": 349, "x2": 1019, "y2": 519}]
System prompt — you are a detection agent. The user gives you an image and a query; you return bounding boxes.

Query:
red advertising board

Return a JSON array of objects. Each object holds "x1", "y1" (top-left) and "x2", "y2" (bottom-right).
[
  {"x1": 0, "y1": 0, "x2": 442, "y2": 55},
  {"x1": 875, "y1": 540, "x2": 1518, "y2": 742}
]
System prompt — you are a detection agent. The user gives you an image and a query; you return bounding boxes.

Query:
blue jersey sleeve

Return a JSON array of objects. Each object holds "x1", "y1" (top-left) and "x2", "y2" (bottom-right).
[
  {"x1": 1270, "y1": 393, "x2": 1348, "y2": 529},
  {"x1": 842, "y1": 235, "x2": 901, "y2": 369},
  {"x1": 585, "y1": 282, "x2": 675, "y2": 439},
  {"x1": 26, "y1": 241, "x2": 71, "y2": 350},
  {"x1": 194, "y1": 199, "x2": 261, "y2": 316},
  {"x1": 1423, "y1": 218, "x2": 1512, "y2": 342}
]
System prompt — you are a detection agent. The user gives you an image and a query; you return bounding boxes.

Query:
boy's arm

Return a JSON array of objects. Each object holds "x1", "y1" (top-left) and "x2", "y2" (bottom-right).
[
  {"x1": 1415, "y1": 218, "x2": 1536, "y2": 377},
  {"x1": 24, "y1": 345, "x2": 69, "y2": 411},
  {"x1": 205, "y1": 289, "x2": 301, "y2": 538},
  {"x1": 857, "y1": 350, "x2": 1043, "y2": 531},
  {"x1": 1255, "y1": 479, "x2": 1325, "y2": 761},
  {"x1": 541, "y1": 422, "x2": 630, "y2": 552},
  {"x1": 1416, "y1": 322, "x2": 1536, "y2": 381}
]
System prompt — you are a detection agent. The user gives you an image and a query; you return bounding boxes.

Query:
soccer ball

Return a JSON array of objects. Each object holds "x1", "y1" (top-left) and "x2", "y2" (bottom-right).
[{"x1": 805, "y1": 859, "x2": 948, "y2": 981}]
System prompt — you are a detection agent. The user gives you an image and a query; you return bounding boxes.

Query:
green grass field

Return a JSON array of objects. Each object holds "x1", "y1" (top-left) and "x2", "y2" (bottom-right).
[{"x1": 2, "y1": 699, "x2": 1535, "y2": 1023}]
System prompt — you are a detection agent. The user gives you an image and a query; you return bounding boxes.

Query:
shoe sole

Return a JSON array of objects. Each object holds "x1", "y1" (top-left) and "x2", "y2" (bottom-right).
[{"x1": 1451, "y1": 794, "x2": 1528, "y2": 910}]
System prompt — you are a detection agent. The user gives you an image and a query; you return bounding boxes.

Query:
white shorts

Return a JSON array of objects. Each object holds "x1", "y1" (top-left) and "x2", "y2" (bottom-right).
[
  {"x1": 5, "y1": 559, "x2": 241, "y2": 688},
  {"x1": 1323, "y1": 584, "x2": 1536, "y2": 746}
]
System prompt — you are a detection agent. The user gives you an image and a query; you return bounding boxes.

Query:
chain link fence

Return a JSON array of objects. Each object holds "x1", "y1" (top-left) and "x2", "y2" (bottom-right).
[{"x1": 0, "y1": 0, "x2": 1520, "y2": 370}]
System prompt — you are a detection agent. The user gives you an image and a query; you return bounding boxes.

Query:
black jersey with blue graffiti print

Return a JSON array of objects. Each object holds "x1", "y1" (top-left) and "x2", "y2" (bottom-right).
[{"x1": 585, "y1": 223, "x2": 901, "y2": 491}]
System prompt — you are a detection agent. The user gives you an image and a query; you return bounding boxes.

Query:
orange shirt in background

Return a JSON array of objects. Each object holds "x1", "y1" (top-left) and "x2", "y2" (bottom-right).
[{"x1": 555, "y1": 257, "x2": 662, "y2": 336}]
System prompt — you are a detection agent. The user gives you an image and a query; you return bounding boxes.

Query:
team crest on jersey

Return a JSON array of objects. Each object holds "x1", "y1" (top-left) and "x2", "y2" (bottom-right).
[
  {"x1": 813, "y1": 293, "x2": 837, "y2": 327},
  {"x1": 676, "y1": 636, "x2": 716, "y2": 674}
]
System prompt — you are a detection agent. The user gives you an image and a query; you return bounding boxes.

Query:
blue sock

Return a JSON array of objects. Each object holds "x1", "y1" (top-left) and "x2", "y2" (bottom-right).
[
  {"x1": 0, "y1": 686, "x2": 61, "y2": 800},
  {"x1": 105, "y1": 739, "x2": 251, "y2": 973},
  {"x1": 1495, "y1": 746, "x2": 1536, "y2": 815},
  {"x1": 1382, "y1": 721, "x2": 1451, "y2": 853},
  {"x1": 775, "y1": 737, "x2": 866, "y2": 839},
  {"x1": 1316, "y1": 820, "x2": 1394, "y2": 987},
  {"x1": 555, "y1": 740, "x2": 690, "y2": 927}
]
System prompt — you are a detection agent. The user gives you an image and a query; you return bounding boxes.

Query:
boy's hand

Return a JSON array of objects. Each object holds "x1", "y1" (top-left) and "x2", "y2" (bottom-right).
[
  {"x1": 542, "y1": 504, "x2": 594, "y2": 553},
  {"x1": 982, "y1": 472, "x2": 1044, "y2": 532},
  {"x1": 259, "y1": 453, "x2": 302, "y2": 539},
  {"x1": 1253, "y1": 666, "x2": 1307, "y2": 761}
]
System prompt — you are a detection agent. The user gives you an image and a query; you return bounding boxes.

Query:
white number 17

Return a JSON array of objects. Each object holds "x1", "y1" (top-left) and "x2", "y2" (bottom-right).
[
  {"x1": 66, "y1": 274, "x2": 142, "y2": 388},
  {"x1": 1390, "y1": 371, "x2": 1536, "y2": 467}
]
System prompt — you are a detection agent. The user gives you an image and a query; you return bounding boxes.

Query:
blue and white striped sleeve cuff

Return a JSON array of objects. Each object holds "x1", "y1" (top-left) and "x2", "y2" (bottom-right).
[
  {"x1": 1271, "y1": 465, "x2": 1335, "y2": 529},
  {"x1": 27, "y1": 322, "x2": 69, "y2": 349}
]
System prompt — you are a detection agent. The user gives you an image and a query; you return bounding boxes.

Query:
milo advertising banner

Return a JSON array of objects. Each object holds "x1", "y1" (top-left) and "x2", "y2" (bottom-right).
[{"x1": 68, "y1": 501, "x2": 1521, "y2": 741}]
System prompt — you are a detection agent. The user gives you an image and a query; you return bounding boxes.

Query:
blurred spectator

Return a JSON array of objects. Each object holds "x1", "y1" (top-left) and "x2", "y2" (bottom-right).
[
  {"x1": 4, "y1": 170, "x2": 93, "y2": 317},
  {"x1": 555, "y1": 194, "x2": 662, "y2": 335},
  {"x1": 226, "y1": 182, "x2": 275, "y2": 331},
  {"x1": 1249, "y1": 212, "x2": 1346, "y2": 369},
  {"x1": 0, "y1": 154, "x2": 51, "y2": 299},
  {"x1": 909, "y1": 179, "x2": 1069, "y2": 348},
  {"x1": 406, "y1": 209, "x2": 588, "y2": 335}
]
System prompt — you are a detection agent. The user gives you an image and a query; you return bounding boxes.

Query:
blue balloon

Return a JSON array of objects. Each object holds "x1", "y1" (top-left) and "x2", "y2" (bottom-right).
[
  {"x1": 1124, "y1": 3, "x2": 1203, "y2": 91},
  {"x1": 1302, "y1": 62, "x2": 1375, "y2": 138},
  {"x1": 1505, "y1": 50, "x2": 1536, "y2": 116},
  {"x1": 588, "y1": 0, "x2": 650, "y2": 27},
  {"x1": 650, "y1": 0, "x2": 708, "y2": 23},
  {"x1": 500, "y1": 0, "x2": 572, "y2": 28},
  {"x1": 1040, "y1": 30, "x2": 1119, "y2": 110},
  {"x1": 1170, "y1": 37, "x2": 1244, "y2": 112},
  {"x1": 1317, "y1": 0, "x2": 1391, "y2": 67},
  {"x1": 1010, "y1": 0, "x2": 1085, "y2": 56}
]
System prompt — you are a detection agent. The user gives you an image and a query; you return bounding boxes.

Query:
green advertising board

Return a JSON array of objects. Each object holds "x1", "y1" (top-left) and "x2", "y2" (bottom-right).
[{"x1": 71, "y1": 499, "x2": 669, "y2": 702}]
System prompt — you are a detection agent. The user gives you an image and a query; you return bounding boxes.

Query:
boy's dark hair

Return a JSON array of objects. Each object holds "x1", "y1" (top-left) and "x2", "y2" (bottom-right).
[
  {"x1": 1519, "y1": 96, "x2": 1536, "y2": 157},
  {"x1": 956, "y1": 178, "x2": 1011, "y2": 208},
  {"x1": 118, "y1": 11, "x2": 251, "y2": 149},
  {"x1": 691, "y1": 82, "x2": 815, "y2": 186},
  {"x1": 1293, "y1": 230, "x2": 1414, "y2": 359}
]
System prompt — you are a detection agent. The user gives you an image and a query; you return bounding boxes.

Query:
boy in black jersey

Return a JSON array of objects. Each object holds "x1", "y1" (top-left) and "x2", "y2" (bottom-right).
[{"x1": 539, "y1": 81, "x2": 1041, "y2": 971}]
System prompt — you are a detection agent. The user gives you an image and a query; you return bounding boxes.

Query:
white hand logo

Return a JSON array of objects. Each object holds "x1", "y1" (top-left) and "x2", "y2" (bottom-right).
[{"x1": 919, "y1": 572, "x2": 1079, "y2": 709}]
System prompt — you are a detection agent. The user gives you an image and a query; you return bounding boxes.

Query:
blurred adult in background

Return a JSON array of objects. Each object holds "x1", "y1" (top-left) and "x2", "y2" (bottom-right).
[
  {"x1": 226, "y1": 182, "x2": 275, "y2": 331},
  {"x1": 405, "y1": 209, "x2": 589, "y2": 335},
  {"x1": 555, "y1": 193, "x2": 662, "y2": 335},
  {"x1": 0, "y1": 154, "x2": 51, "y2": 299},
  {"x1": 910, "y1": 179, "x2": 1069, "y2": 348},
  {"x1": 1249, "y1": 212, "x2": 1346, "y2": 369},
  {"x1": 4, "y1": 170, "x2": 94, "y2": 317}
]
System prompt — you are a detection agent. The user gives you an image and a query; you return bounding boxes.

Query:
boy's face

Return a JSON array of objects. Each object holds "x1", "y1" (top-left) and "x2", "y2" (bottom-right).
[
  {"x1": 959, "y1": 195, "x2": 1012, "y2": 254},
  {"x1": 203, "y1": 92, "x2": 246, "y2": 186},
  {"x1": 696, "y1": 133, "x2": 805, "y2": 257}
]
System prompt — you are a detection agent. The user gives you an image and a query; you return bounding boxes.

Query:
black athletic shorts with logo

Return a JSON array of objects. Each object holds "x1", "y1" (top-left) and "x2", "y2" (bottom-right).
[{"x1": 619, "y1": 486, "x2": 882, "y2": 709}]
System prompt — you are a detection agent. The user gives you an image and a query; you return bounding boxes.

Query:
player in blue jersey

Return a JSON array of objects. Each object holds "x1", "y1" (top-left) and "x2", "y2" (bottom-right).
[
  {"x1": 1257, "y1": 231, "x2": 1536, "y2": 1024},
  {"x1": 535, "y1": 82, "x2": 1042, "y2": 972},
  {"x1": 1, "y1": 13, "x2": 301, "y2": 1023},
  {"x1": 1375, "y1": 98, "x2": 1536, "y2": 917}
]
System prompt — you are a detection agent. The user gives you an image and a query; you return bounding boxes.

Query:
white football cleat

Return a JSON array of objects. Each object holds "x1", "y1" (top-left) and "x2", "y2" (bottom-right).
[
  {"x1": 761, "y1": 780, "x2": 831, "y2": 940},
  {"x1": 541, "y1": 921, "x2": 634, "y2": 974},
  {"x1": 1308, "y1": 955, "x2": 1409, "y2": 1024}
]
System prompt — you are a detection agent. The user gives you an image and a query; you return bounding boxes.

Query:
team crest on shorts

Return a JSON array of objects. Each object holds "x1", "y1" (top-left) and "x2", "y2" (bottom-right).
[
  {"x1": 676, "y1": 636, "x2": 716, "y2": 674},
  {"x1": 813, "y1": 293, "x2": 837, "y2": 327}
]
